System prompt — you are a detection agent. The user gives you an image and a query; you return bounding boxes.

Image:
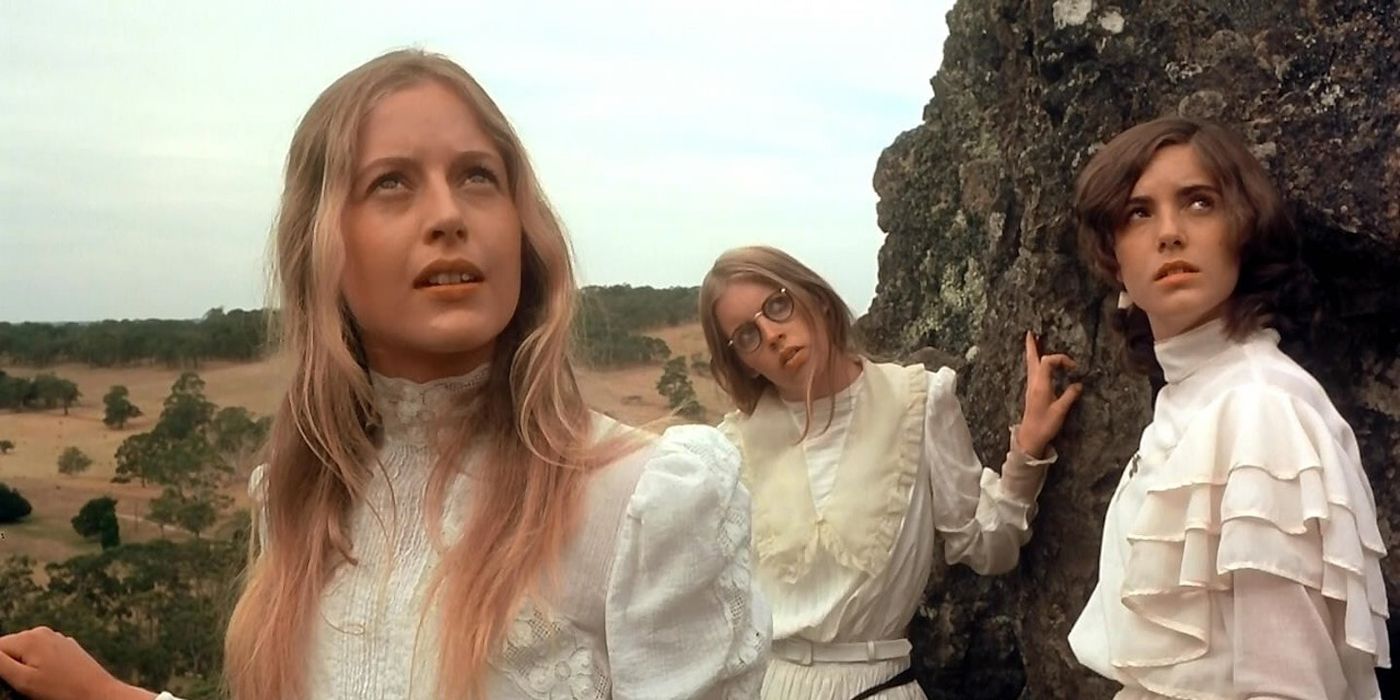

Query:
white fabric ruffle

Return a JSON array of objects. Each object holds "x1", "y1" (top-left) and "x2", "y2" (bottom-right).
[{"x1": 1114, "y1": 384, "x2": 1388, "y2": 693}]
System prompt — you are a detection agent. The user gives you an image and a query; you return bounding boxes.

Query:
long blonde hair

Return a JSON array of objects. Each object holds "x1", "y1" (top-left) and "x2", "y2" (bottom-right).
[
  {"x1": 698, "y1": 246, "x2": 858, "y2": 429},
  {"x1": 224, "y1": 49, "x2": 627, "y2": 699}
]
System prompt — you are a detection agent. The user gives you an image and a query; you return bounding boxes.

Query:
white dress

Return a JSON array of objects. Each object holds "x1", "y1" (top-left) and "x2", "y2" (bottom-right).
[
  {"x1": 720, "y1": 362, "x2": 1051, "y2": 700},
  {"x1": 1068, "y1": 319, "x2": 1389, "y2": 699},
  {"x1": 159, "y1": 365, "x2": 771, "y2": 700}
]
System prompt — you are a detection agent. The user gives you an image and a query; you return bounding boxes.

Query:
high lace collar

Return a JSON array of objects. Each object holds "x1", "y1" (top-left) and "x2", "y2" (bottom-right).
[{"x1": 370, "y1": 364, "x2": 490, "y2": 447}]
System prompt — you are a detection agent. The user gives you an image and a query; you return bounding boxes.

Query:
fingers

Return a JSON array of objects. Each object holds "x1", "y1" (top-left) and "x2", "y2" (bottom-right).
[
  {"x1": 1024, "y1": 331, "x2": 1039, "y2": 379},
  {"x1": 1052, "y1": 383, "x2": 1085, "y2": 413},
  {"x1": 0, "y1": 636, "x2": 34, "y2": 689},
  {"x1": 0, "y1": 626, "x2": 64, "y2": 663},
  {"x1": 1039, "y1": 354, "x2": 1079, "y2": 372},
  {"x1": 0, "y1": 630, "x2": 35, "y2": 661}
]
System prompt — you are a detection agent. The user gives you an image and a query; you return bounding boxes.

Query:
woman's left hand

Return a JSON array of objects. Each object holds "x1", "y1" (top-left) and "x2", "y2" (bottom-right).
[{"x1": 1016, "y1": 331, "x2": 1083, "y2": 459}]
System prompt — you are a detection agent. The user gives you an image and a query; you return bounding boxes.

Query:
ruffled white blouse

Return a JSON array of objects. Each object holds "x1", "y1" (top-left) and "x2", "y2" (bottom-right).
[
  {"x1": 1069, "y1": 320, "x2": 1389, "y2": 699},
  {"x1": 159, "y1": 366, "x2": 770, "y2": 700}
]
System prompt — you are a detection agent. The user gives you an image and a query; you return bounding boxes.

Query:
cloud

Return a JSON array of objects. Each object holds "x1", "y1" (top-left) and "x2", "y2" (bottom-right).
[{"x1": 0, "y1": 0, "x2": 952, "y2": 322}]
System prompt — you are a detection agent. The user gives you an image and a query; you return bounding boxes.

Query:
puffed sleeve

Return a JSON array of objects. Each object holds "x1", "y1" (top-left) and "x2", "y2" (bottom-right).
[
  {"x1": 605, "y1": 425, "x2": 771, "y2": 699},
  {"x1": 926, "y1": 367, "x2": 1055, "y2": 575}
]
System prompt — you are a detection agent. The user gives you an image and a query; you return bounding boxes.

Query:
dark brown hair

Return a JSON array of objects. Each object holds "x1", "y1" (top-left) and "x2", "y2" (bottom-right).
[{"x1": 1074, "y1": 117, "x2": 1313, "y2": 371}]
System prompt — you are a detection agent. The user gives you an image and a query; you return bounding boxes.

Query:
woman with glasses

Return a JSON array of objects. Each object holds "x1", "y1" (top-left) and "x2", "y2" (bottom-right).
[{"x1": 698, "y1": 246, "x2": 1082, "y2": 699}]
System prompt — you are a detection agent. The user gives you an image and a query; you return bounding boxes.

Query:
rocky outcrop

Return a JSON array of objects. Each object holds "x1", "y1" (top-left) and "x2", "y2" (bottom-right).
[{"x1": 864, "y1": 1, "x2": 1400, "y2": 697}]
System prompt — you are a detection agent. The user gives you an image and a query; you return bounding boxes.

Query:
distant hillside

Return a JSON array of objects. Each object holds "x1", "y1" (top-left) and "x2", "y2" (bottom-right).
[
  {"x1": 0, "y1": 285, "x2": 701, "y2": 370},
  {"x1": 575, "y1": 284, "x2": 699, "y2": 368}
]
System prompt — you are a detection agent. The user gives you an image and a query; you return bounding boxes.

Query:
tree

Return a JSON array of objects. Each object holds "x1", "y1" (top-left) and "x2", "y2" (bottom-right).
[
  {"x1": 156, "y1": 373, "x2": 215, "y2": 440},
  {"x1": 30, "y1": 373, "x2": 80, "y2": 414},
  {"x1": 102, "y1": 385, "x2": 143, "y2": 429},
  {"x1": 56, "y1": 377, "x2": 80, "y2": 415},
  {"x1": 72, "y1": 496, "x2": 121, "y2": 549},
  {"x1": 58, "y1": 446, "x2": 94, "y2": 476},
  {"x1": 114, "y1": 432, "x2": 157, "y2": 486},
  {"x1": 109, "y1": 372, "x2": 239, "y2": 539},
  {"x1": 211, "y1": 406, "x2": 269, "y2": 456},
  {"x1": 657, "y1": 357, "x2": 705, "y2": 421},
  {"x1": 0, "y1": 482, "x2": 32, "y2": 523},
  {"x1": 0, "y1": 439, "x2": 13, "y2": 454},
  {"x1": 0, "y1": 371, "x2": 30, "y2": 410}
]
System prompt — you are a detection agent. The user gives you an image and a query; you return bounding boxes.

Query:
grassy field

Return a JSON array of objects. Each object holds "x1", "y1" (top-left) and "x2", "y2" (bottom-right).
[{"x1": 0, "y1": 324, "x2": 725, "y2": 565}]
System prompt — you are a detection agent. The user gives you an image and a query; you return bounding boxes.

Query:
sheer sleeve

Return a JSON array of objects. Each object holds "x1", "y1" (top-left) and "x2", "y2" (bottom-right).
[
  {"x1": 604, "y1": 425, "x2": 771, "y2": 699},
  {"x1": 925, "y1": 367, "x2": 1053, "y2": 575},
  {"x1": 1230, "y1": 569, "x2": 1358, "y2": 699}
]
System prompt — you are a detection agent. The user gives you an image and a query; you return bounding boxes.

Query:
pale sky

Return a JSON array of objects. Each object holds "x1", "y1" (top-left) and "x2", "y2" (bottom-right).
[{"x1": 0, "y1": 0, "x2": 954, "y2": 322}]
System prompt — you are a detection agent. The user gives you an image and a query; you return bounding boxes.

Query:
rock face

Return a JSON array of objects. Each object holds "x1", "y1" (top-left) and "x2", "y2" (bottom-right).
[{"x1": 863, "y1": 1, "x2": 1400, "y2": 697}]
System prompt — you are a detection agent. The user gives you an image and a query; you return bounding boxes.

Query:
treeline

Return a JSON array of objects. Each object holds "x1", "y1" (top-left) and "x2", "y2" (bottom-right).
[
  {"x1": 1, "y1": 286, "x2": 699, "y2": 371},
  {"x1": 574, "y1": 285, "x2": 698, "y2": 368},
  {"x1": 580, "y1": 284, "x2": 699, "y2": 329},
  {"x1": 0, "y1": 307, "x2": 268, "y2": 367}
]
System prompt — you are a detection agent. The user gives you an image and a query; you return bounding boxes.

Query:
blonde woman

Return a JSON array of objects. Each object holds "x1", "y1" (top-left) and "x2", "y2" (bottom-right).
[
  {"x1": 699, "y1": 246, "x2": 1081, "y2": 699},
  {"x1": 0, "y1": 50, "x2": 769, "y2": 700}
]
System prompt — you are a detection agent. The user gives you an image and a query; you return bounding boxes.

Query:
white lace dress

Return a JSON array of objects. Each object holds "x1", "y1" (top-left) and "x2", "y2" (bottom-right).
[{"x1": 157, "y1": 367, "x2": 770, "y2": 700}]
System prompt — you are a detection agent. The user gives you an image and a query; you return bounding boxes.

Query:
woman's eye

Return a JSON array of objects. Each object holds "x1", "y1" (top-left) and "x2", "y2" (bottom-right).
[
  {"x1": 1189, "y1": 196, "x2": 1214, "y2": 211},
  {"x1": 371, "y1": 173, "x2": 405, "y2": 192},
  {"x1": 1126, "y1": 207, "x2": 1148, "y2": 220},
  {"x1": 464, "y1": 166, "x2": 500, "y2": 186}
]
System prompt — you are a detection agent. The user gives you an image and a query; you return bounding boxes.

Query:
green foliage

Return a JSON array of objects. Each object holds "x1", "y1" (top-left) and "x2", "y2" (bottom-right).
[
  {"x1": 211, "y1": 406, "x2": 271, "y2": 456},
  {"x1": 0, "y1": 371, "x2": 27, "y2": 409},
  {"x1": 689, "y1": 352, "x2": 711, "y2": 377},
  {"x1": 148, "y1": 487, "x2": 226, "y2": 539},
  {"x1": 581, "y1": 284, "x2": 699, "y2": 328},
  {"x1": 0, "y1": 482, "x2": 33, "y2": 523},
  {"x1": 57, "y1": 446, "x2": 93, "y2": 476},
  {"x1": 72, "y1": 497, "x2": 121, "y2": 550},
  {"x1": 0, "y1": 439, "x2": 13, "y2": 454},
  {"x1": 0, "y1": 307, "x2": 269, "y2": 368},
  {"x1": 657, "y1": 357, "x2": 705, "y2": 421},
  {"x1": 0, "y1": 371, "x2": 81, "y2": 413},
  {"x1": 574, "y1": 285, "x2": 697, "y2": 368},
  {"x1": 102, "y1": 385, "x2": 143, "y2": 429},
  {"x1": 157, "y1": 372, "x2": 216, "y2": 440},
  {"x1": 113, "y1": 372, "x2": 261, "y2": 539},
  {"x1": 0, "y1": 537, "x2": 244, "y2": 691}
]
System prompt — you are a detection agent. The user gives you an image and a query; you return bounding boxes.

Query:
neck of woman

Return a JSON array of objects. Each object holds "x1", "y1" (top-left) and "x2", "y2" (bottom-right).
[{"x1": 777, "y1": 352, "x2": 863, "y2": 402}]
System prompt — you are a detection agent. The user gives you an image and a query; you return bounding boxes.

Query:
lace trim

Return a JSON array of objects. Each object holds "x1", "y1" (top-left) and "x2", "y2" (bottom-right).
[
  {"x1": 370, "y1": 365, "x2": 490, "y2": 447},
  {"x1": 679, "y1": 430, "x2": 769, "y2": 698},
  {"x1": 715, "y1": 495, "x2": 767, "y2": 699},
  {"x1": 493, "y1": 602, "x2": 610, "y2": 700}
]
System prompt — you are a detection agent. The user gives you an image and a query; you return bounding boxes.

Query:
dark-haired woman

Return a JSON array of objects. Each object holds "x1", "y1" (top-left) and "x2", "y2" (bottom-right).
[{"x1": 1068, "y1": 117, "x2": 1388, "y2": 699}]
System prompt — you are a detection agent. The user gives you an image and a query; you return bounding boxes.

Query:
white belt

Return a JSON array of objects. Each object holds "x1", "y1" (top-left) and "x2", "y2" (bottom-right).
[{"x1": 771, "y1": 637, "x2": 912, "y2": 666}]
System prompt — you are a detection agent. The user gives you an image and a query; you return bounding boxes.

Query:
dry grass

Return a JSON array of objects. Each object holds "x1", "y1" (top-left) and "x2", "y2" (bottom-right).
[{"x1": 0, "y1": 323, "x2": 728, "y2": 565}]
